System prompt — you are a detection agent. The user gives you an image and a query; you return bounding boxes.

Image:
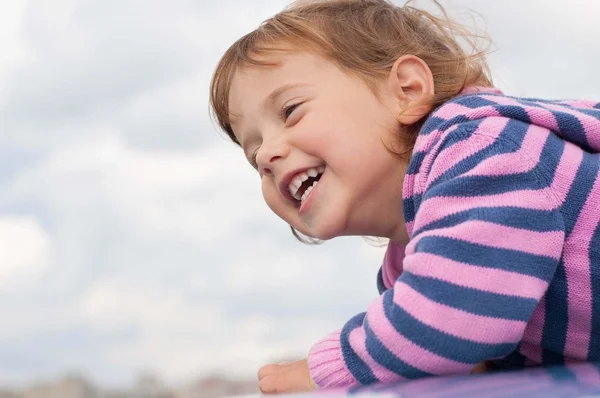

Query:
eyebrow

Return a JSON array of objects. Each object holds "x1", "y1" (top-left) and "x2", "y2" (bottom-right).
[{"x1": 262, "y1": 82, "x2": 309, "y2": 110}]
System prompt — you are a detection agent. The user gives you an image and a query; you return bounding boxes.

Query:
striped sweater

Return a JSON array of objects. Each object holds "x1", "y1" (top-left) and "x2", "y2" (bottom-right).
[{"x1": 307, "y1": 88, "x2": 600, "y2": 388}]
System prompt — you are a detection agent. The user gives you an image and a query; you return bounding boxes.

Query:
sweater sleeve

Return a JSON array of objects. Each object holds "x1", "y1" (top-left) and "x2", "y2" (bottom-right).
[{"x1": 307, "y1": 123, "x2": 566, "y2": 388}]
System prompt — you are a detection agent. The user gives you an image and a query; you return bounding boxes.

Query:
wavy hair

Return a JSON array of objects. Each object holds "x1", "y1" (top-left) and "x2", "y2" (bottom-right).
[{"x1": 210, "y1": 0, "x2": 493, "y2": 243}]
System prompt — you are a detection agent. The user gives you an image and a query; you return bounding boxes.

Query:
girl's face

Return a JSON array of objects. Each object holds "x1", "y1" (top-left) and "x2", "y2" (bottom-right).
[{"x1": 228, "y1": 51, "x2": 410, "y2": 241}]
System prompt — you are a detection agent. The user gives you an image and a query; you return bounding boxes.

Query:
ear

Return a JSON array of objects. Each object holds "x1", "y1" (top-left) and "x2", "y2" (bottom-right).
[{"x1": 387, "y1": 55, "x2": 435, "y2": 124}]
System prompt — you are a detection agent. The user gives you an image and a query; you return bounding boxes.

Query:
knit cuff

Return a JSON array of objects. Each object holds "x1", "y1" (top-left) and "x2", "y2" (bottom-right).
[{"x1": 307, "y1": 330, "x2": 357, "y2": 389}]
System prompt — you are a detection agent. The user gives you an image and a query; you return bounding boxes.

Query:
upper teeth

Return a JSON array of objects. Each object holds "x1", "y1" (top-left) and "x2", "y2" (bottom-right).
[{"x1": 288, "y1": 166, "x2": 325, "y2": 201}]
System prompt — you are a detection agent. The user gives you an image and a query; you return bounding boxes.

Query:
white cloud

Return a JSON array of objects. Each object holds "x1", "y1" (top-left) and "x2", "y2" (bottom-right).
[
  {"x1": 0, "y1": 215, "x2": 52, "y2": 290},
  {"x1": 0, "y1": 0, "x2": 31, "y2": 93},
  {"x1": 79, "y1": 277, "x2": 343, "y2": 384},
  {"x1": 0, "y1": 129, "x2": 381, "y2": 385}
]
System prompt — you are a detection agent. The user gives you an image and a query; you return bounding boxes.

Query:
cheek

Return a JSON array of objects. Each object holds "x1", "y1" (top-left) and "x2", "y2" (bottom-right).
[{"x1": 261, "y1": 178, "x2": 288, "y2": 219}]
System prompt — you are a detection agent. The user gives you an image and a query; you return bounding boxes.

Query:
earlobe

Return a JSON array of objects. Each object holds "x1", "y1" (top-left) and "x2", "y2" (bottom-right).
[{"x1": 387, "y1": 55, "x2": 435, "y2": 124}]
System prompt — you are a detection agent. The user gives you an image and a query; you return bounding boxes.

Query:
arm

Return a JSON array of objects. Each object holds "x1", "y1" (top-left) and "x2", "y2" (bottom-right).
[{"x1": 308, "y1": 125, "x2": 566, "y2": 388}]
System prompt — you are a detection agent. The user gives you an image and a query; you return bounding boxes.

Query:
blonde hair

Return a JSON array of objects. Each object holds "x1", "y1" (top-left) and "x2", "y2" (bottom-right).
[{"x1": 209, "y1": 0, "x2": 493, "y2": 243}]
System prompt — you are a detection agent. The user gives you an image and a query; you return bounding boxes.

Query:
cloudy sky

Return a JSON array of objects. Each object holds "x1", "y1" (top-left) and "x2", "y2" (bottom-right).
[{"x1": 0, "y1": 0, "x2": 598, "y2": 389}]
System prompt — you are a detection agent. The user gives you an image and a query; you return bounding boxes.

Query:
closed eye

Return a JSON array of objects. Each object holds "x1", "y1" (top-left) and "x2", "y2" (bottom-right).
[{"x1": 281, "y1": 103, "x2": 300, "y2": 121}]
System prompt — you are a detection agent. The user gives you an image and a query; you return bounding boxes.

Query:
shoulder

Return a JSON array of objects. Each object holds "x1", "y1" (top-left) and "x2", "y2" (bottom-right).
[
  {"x1": 415, "y1": 88, "x2": 575, "y2": 156},
  {"x1": 422, "y1": 88, "x2": 600, "y2": 137}
]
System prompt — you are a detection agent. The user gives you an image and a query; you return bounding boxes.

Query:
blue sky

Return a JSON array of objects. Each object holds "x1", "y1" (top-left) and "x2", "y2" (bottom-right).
[{"x1": 0, "y1": 0, "x2": 598, "y2": 389}]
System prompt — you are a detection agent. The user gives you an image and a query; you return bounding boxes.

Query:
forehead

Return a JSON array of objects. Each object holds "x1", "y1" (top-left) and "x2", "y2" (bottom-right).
[{"x1": 228, "y1": 51, "x2": 334, "y2": 118}]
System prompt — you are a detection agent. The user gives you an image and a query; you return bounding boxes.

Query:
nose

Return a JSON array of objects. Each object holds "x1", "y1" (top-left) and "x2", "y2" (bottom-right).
[{"x1": 256, "y1": 136, "x2": 290, "y2": 176}]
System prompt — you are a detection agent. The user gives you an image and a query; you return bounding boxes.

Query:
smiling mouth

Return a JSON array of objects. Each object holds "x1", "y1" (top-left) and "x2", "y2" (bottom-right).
[
  {"x1": 297, "y1": 173, "x2": 322, "y2": 203},
  {"x1": 288, "y1": 166, "x2": 325, "y2": 204}
]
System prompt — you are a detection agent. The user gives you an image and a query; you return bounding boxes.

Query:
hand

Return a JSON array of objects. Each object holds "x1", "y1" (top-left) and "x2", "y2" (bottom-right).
[
  {"x1": 258, "y1": 359, "x2": 317, "y2": 394},
  {"x1": 471, "y1": 361, "x2": 493, "y2": 374}
]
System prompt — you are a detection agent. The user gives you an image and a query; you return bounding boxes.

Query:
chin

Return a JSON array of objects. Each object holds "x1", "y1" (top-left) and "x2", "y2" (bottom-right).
[{"x1": 297, "y1": 214, "x2": 347, "y2": 241}]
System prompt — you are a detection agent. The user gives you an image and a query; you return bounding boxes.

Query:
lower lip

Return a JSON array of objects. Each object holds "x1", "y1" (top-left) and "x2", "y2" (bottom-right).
[{"x1": 299, "y1": 172, "x2": 323, "y2": 215}]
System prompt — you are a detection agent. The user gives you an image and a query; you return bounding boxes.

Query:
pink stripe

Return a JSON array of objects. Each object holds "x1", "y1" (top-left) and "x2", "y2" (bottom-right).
[
  {"x1": 408, "y1": 220, "x2": 564, "y2": 259},
  {"x1": 402, "y1": 172, "x2": 417, "y2": 199},
  {"x1": 563, "y1": 174, "x2": 600, "y2": 359},
  {"x1": 382, "y1": 242, "x2": 406, "y2": 289},
  {"x1": 427, "y1": 117, "x2": 508, "y2": 184},
  {"x1": 403, "y1": 252, "x2": 549, "y2": 299},
  {"x1": 431, "y1": 102, "x2": 500, "y2": 121},
  {"x1": 525, "y1": 107, "x2": 560, "y2": 131},
  {"x1": 548, "y1": 140, "x2": 584, "y2": 204},
  {"x1": 405, "y1": 220, "x2": 414, "y2": 237},
  {"x1": 413, "y1": 127, "x2": 446, "y2": 157},
  {"x1": 520, "y1": 298, "x2": 546, "y2": 364},
  {"x1": 394, "y1": 282, "x2": 527, "y2": 344},
  {"x1": 307, "y1": 330, "x2": 358, "y2": 388},
  {"x1": 463, "y1": 124, "x2": 549, "y2": 177},
  {"x1": 539, "y1": 102, "x2": 600, "y2": 148},
  {"x1": 348, "y1": 327, "x2": 404, "y2": 383},
  {"x1": 519, "y1": 341, "x2": 542, "y2": 365},
  {"x1": 366, "y1": 296, "x2": 473, "y2": 374}
]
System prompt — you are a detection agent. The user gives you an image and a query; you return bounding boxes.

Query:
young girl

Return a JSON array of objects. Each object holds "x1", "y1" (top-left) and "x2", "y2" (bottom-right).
[{"x1": 210, "y1": 0, "x2": 600, "y2": 394}]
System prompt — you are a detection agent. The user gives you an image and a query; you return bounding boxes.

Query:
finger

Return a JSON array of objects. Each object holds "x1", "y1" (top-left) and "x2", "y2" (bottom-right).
[
  {"x1": 471, "y1": 361, "x2": 487, "y2": 374},
  {"x1": 257, "y1": 364, "x2": 281, "y2": 380},
  {"x1": 258, "y1": 372, "x2": 314, "y2": 395},
  {"x1": 259, "y1": 374, "x2": 294, "y2": 395}
]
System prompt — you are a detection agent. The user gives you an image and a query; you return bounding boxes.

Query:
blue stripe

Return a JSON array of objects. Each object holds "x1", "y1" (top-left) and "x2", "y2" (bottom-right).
[
  {"x1": 420, "y1": 114, "x2": 472, "y2": 136},
  {"x1": 553, "y1": 110, "x2": 592, "y2": 152},
  {"x1": 420, "y1": 116, "x2": 446, "y2": 135},
  {"x1": 403, "y1": 272, "x2": 539, "y2": 321},
  {"x1": 426, "y1": 167, "x2": 542, "y2": 198},
  {"x1": 561, "y1": 152, "x2": 599, "y2": 235},
  {"x1": 541, "y1": 260, "x2": 569, "y2": 365},
  {"x1": 364, "y1": 319, "x2": 433, "y2": 379},
  {"x1": 412, "y1": 235, "x2": 559, "y2": 280},
  {"x1": 406, "y1": 150, "x2": 426, "y2": 175},
  {"x1": 453, "y1": 94, "x2": 498, "y2": 109},
  {"x1": 587, "y1": 220, "x2": 600, "y2": 361},
  {"x1": 411, "y1": 193, "x2": 422, "y2": 219},
  {"x1": 382, "y1": 291, "x2": 516, "y2": 363},
  {"x1": 340, "y1": 313, "x2": 378, "y2": 385},
  {"x1": 535, "y1": 129, "x2": 565, "y2": 177},
  {"x1": 403, "y1": 196, "x2": 416, "y2": 225},
  {"x1": 412, "y1": 207, "x2": 564, "y2": 237},
  {"x1": 539, "y1": 347, "x2": 565, "y2": 366},
  {"x1": 495, "y1": 105, "x2": 532, "y2": 123}
]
